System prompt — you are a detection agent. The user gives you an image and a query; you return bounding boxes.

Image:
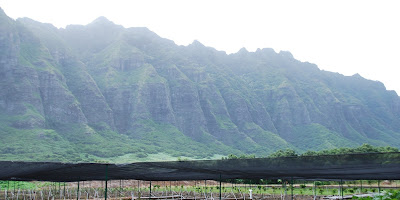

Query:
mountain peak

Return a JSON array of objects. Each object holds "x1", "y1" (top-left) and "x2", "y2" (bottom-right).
[
  {"x1": 0, "y1": 7, "x2": 14, "y2": 26},
  {"x1": 352, "y1": 73, "x2": 363, "y2": 78},
  {"x1": 89, "y1": 16, "x2": 114, "y2": 26},
  {"x1": 0, "y1": 7, "x2": 8, "y2": 19},
  {"x1": 237, "y1": 47, "x2": 249, "y2": 54},
  {"x1": 190, "y1": 40, "x2": 205, "y2": 47},
  {"x1": 279, "y1": 50, "x2": 294, "y2": 59}
]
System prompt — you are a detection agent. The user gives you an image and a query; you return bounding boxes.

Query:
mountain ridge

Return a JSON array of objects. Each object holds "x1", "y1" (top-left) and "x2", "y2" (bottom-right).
[{"x1": 1, "y1": 11, "x2": 399, "y2": 162}]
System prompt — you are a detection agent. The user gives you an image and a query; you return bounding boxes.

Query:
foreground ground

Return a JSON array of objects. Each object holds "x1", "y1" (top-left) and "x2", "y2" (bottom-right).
[{"x1": 1, "y1": 180, "x2": 399, "y2": 199}]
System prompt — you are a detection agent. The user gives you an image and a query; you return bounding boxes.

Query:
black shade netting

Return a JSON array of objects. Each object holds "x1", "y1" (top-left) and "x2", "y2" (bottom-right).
[{"x1": 1, "y1": 152, "x2": 399, "y2": 182}]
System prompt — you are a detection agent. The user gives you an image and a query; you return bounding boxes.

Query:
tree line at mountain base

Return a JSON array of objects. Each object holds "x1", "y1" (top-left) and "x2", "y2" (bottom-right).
[{"x1": 223, "y1": 143, "x2": 399, "y2": 159}]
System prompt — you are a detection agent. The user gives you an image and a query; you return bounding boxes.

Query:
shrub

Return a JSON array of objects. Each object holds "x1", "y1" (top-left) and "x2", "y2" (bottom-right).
[
  {"x1": 371, "y1": 188, "x2": 376, "y2": 193},
  {"x1": 136, "y1": 152, "x2": 148, "y2": 158}
]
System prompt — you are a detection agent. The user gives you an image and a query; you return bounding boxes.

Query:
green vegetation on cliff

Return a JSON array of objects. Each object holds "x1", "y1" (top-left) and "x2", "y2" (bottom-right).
[{"x1": 0, "y1": 8, "x2": 400, "y2": 162}]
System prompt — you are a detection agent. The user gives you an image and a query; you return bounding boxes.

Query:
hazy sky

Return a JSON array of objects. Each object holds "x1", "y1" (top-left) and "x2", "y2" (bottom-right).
[{"x1": 1, "y1": 0, "x2": 399, "y2": 94}]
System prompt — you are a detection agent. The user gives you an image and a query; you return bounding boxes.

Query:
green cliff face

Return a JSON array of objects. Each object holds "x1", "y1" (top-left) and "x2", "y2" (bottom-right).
[{"x1": 1, "y1": 9, "x2": 399, "y2": 162}]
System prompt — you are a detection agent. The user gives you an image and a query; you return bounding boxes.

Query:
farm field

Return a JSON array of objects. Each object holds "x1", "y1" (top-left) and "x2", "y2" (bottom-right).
[{"x1": 1, "y1": 180, "x2": 399, "y2": 200}]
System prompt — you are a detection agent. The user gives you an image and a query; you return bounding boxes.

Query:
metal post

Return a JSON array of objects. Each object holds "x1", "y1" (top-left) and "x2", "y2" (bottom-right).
[
  {"x1": 283, "y1": 180, "x2": 286, "y2": 197},
  {"x1": 64, "y1": 182, "x2": 66, "y2": 199},
  {"x1": 313, "y1": 181, "x2": 316, "y2": 199},
  {"x1": 150, "y1": 181, "x2": 152, "y2": 198},
  {"x1": 120, "y1": 180, "x2": 122, "y2": 198},
  {"x1": 82, "y1": 181, "x2": 84, "y2": 193},
  {"x1": 360, "y1": 180, "x2": 363, "y2": 193},
  {"x1": 291, "y1": 177, "x2": 293, "y2": 200},
  {"x1": 204, "y1": 180, "x2": 207, "y2": 199},
  {"x1": 59, "y1": 182, "x2": 61, "y2": 197},
  {"x1": 378, "y1": 180, "x2": 381, "y2": 199},
  {"x1": 105, "y1": 165, "x2": 108, "y2": 200},
  {"x1": 340, "y1": 179, "x2": 343, "y2": 200},
  {"x1": 219, "y1": 174, "x2": 222, "y2": 200},
  {"x1": 204, "y1": 180, "x2": 207, "y2": 197},
  {"x1": 77, "y1": 181, "x2": 80, "y2": 200}
]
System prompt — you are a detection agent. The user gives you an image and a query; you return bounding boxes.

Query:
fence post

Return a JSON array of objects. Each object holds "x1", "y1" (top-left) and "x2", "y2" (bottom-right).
[
  {"x1": 77, "y1": 181, "x2": 80, "y2": 200},
  {"x1": 340, "y1": 179, "x2": 343, "y2": 200},
  {"x1": 105, "y1": 165, "x2": 108, "y2": 200},
  {"x1": 219, "y1": 174, "x2": 222, "y2": 200},
  {"x1": 291, "y1": 177, "x2": 294, "y2": 200}
]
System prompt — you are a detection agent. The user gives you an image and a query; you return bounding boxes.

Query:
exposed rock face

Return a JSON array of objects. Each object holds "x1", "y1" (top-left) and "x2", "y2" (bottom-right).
[
  {"x1": 38, "y1": 70, "x2": 87, "y2": 125},
  {"x1": 0, "y1": 13, "x2": 45, "y2": 129},
  {"x1": 1, "y1": 8, "x2": 400, "y2": 160}
]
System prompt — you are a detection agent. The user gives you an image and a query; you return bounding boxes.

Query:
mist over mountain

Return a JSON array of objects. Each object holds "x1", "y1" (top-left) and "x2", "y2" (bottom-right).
[{"x1": 1, "y1": 8, "x2": 399, "y2": 162}]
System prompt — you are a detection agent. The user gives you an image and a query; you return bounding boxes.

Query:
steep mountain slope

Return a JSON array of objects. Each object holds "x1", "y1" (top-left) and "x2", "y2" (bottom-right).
[{"x1": 1, "y1": 8, "x2": 399, "y2": 162}]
